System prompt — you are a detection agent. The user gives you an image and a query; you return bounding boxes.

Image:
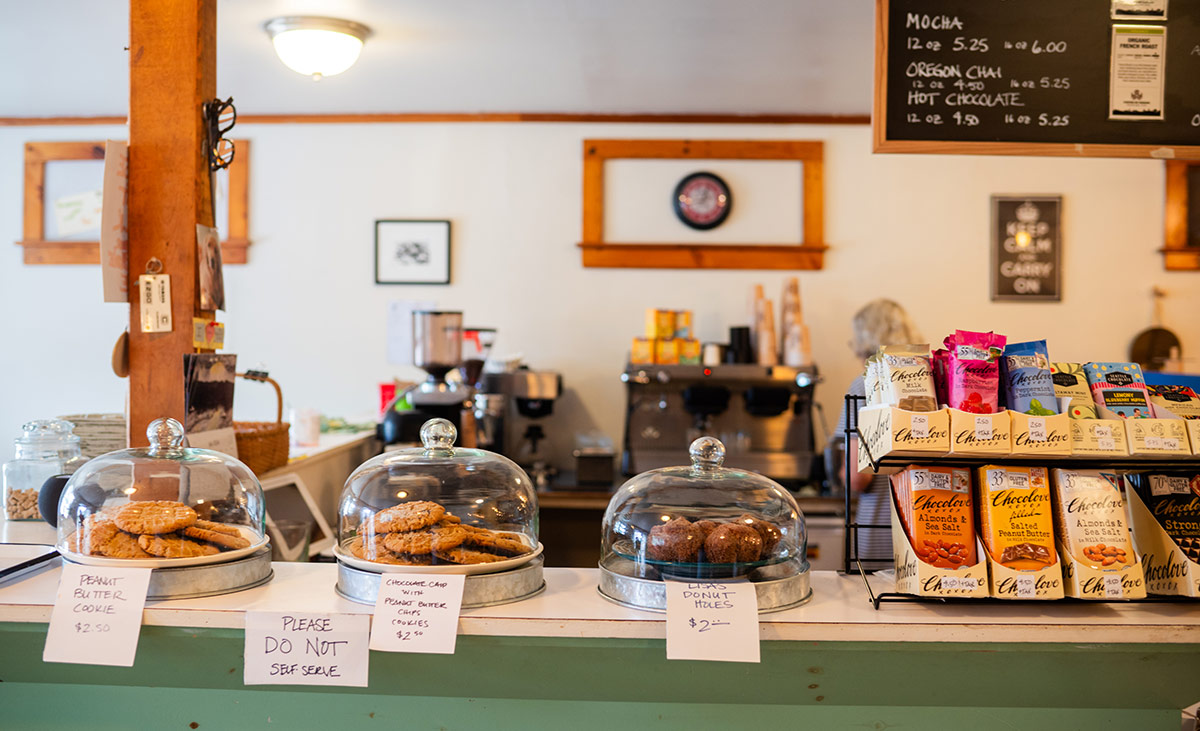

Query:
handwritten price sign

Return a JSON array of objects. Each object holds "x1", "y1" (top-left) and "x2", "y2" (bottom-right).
[
  {"x1": 370, "y1": 574, "x2": 466, "y2": 654},
  {"x1": 665, "y1": 580, "x2": 760, "y2": 663},
  {"x1": 43, "y1": 564, "x2": 152, "y2": 666}
]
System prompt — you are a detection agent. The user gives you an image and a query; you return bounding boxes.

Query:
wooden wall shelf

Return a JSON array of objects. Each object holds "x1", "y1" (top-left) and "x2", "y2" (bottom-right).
[{"x1": 577, "y1": 242, "x2": 827, "y2": 270}]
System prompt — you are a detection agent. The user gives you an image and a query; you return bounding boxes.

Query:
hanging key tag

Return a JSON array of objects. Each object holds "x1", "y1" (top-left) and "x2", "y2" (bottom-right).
[{"x1": 138, "y1": 258, "x2": 172, "y2": 333}]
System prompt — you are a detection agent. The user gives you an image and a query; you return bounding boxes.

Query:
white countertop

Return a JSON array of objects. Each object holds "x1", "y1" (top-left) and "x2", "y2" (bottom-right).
[{"x1": 2, "y1": 553, "x2": 1198, "y2": 644}]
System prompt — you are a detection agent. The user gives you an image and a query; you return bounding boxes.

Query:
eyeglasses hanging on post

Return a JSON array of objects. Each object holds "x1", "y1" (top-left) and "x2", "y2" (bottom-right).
[
  {"x1": 202, "y1": 97, "x2": 237, "y2": 213},
  {"x1": 203, "y1": 97, "x2": 237, "y2": 171}
]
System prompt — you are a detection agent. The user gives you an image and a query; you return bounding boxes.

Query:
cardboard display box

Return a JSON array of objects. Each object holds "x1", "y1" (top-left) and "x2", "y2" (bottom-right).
[
  {"x1": 855, "y1": 406, "x2": 950, "y2": 474},
  {"x1": 1126, "y1": 483, "x2": 1200, "y2": 598},
  {"x1": 1068, "y1": 418, "x2": 1129, "y2": 458},
  {"x1": 1058, "y1": 537, "x2": 1147, "y2": 600},
  {"x1": 1009, "y1": 411, "x2": 1072, "y2": 457},
  {"x1": 947, "y1": 409, "x2": 1011, "y2": 457},
  {"x1": 981, "y1": 540, "x2": 1065, "y2": 600},
  {"x1": 888, "y1": 488, "x2": 988, "y2": 598}
]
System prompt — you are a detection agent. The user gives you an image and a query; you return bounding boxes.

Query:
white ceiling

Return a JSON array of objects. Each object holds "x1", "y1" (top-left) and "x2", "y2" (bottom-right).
[{"x1": 1, "y1": 0, "x2": 874, "y2": 117}]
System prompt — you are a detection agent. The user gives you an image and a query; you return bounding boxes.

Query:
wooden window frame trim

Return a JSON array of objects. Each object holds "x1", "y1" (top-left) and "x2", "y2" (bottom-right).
[
  {"x1": 1163, "y1": 160, "x2": 1200, "y2": 270},
  {"x1": 17, "y1": 139, "x2": 250, "y2": 265},
  {"x1": 578, "y1": 139, "x2": 826, "y2": 270}
]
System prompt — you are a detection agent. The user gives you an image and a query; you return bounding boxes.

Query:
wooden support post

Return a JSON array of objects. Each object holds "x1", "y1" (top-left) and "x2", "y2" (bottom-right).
[{"x1": 127, "y1": 0, "x2": 216, "y2": 445}]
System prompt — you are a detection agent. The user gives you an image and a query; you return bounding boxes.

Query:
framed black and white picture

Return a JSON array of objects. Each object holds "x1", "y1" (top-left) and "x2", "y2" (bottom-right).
[
  {"x1": 990, "y1": 196, "x2": 1062, "y2": 302},
  {"x1": 375, "y1": 219, "x2": 451, "y2": 285}
]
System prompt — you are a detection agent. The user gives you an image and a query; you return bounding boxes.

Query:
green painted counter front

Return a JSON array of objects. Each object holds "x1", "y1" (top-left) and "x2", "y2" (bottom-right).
[{"x1": 1, "y1": 622, "x2": 1196, "y2": 730}]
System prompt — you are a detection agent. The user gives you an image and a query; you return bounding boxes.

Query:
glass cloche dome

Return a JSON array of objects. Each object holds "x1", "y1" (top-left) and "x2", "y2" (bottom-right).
[
  {"x1": 54, "y1": 417, "x2": 266, "y2": 566},
  {"x1": 599, "y1": 436, "x2": 810, "y2": 611},
  {"x1": 336, "y1": 418, "x2": 540, "y2": 571}
]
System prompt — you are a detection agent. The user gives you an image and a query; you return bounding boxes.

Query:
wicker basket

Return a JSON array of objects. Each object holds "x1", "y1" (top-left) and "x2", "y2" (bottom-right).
[{"x1": 233, "y1": 372, "x2": 290, "y2": 475}]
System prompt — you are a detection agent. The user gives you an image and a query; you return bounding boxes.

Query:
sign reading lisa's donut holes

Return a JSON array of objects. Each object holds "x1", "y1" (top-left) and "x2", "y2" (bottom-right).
[{"x1": 991, "y1": 196, "x2": 1062, "y2": 302}]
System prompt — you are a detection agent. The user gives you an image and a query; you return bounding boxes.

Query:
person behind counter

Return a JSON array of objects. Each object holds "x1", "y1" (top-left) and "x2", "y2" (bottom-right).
[{"x1": 834, "y1": 299, "x2": 923, "y2": 563}]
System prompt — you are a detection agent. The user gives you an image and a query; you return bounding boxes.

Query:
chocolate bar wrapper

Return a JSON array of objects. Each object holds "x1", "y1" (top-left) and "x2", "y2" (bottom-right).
[
  {"x1": 880, "y1": 344, "x2": 938, "y2": 412},
  {"x1": 1001, "y1": 340, "x2": 1058, "y2": 415},
  {"x1": 976, "y1": 465, "x2": 1057, "y2": 569},
  {"x1": 892, "y1": 465, "x2": 976, "y2": 568},
  {"x1": 1124, "y1": 473, "x2": 1200, "y2": 561},
  {"x1": 943, "y1": 330, "x2": 1006, "y2": 414},
  {"x1": 1050, "y1": 468, "x2": 1135, "y2": 568},
  {"x1": 1148, "y1": 384, "x2": 1200, "y2": 420},
  {"x1": 1050, "y1": 362, "x2": 1098, "y2": 419},
  {"x1": 1084, "y1": 362, "x2": 1151, "y2": 419}
]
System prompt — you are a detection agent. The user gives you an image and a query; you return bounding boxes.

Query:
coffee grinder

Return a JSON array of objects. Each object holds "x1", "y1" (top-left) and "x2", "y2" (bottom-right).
[{"x1": 410, "y1": 311, "x2": 468, "y2": 427}]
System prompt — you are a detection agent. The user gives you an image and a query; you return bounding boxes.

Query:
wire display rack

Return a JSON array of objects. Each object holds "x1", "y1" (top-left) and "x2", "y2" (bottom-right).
[{"x1": 840, "y1": 394, "x2": 1200, "y2": 609}]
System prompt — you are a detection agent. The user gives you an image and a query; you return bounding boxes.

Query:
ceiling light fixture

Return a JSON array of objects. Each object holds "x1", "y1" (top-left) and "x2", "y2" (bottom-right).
[{"x1": 263, "y1": 16, "x2": 372, "y2": 81}]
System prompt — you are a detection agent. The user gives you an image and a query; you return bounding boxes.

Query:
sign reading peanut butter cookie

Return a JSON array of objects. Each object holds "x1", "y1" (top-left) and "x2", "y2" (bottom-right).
[{"x1": 44, "y1": 563, "x2": 152, "y2": 667}]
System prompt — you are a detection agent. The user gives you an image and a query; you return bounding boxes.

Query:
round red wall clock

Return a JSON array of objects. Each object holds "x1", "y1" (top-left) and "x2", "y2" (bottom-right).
[{"x1": 673, "y1": 171, "x2": 732, "y2": 230}]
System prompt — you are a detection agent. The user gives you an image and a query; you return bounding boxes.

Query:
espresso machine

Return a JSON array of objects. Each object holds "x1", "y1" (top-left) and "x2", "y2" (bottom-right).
[
  {"x1": 621, "y1": 364, "x2": 819, "y2": 488},
  {"x1": 478, "y1": 368, "x2": 563, "y2": 488}
]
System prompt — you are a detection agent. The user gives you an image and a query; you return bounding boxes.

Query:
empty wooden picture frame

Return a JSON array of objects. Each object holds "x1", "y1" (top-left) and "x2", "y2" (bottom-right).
[
  {"x1": 17, "y1": 139, "x2": 250, "y2": 265},
  {"x1": 578, "y1": 139, "x2": 826, "y2": 270}
]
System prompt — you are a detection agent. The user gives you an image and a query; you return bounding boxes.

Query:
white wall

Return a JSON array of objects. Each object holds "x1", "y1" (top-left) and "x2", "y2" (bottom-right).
[{"x1": 2, "y1": 122, "x2": 1197, "y2": 467}]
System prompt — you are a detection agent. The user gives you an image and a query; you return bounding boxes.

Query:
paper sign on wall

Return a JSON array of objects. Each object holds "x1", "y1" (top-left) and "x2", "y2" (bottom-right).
[
  {"x1": 100, "y1": 140, "x2": 129, "y2": 303},
  {"x1": 664, "y1": 580, "x2": 760, "y2": 663},
  {"x1": 369, "y1": 574, "x2": 465, "y2": 654},
  {"x1": 243, "y1": 611, "x2": 370, "y2": 687},
  {"x1": 54, "y1": 189, "x2": 103, "y2": 238},
  {"x1": 1109, "y1": 25, "x2": 1166, "y2": 121},
  {"x1": 43, "y1": 563, "x2": 152, "y2": 667}
]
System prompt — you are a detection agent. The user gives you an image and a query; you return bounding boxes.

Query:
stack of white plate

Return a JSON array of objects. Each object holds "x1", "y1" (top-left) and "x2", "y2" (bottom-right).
[{"x1": 57, "y1": 413, "x2": 126, "y2": 459}]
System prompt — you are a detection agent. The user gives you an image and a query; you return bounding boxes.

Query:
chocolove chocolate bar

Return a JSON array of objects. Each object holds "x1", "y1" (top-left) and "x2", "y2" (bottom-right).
[
  {"x1": 1050, "y1": 469, "x2": 1135, "y2": 569},
  {"x1": 976, "y1": 465, "x2": 1057, "y2": 569},
  {"x1": 1001, "y1": 340, "x2": 1058, "y2": 416},
  {"x1": 1124, "y1": 473, "x2": 1200, "y2": 563},
  {"x1": 879, "y1": 345, "x2": 938, "y2": 412},
  {"x1": 891, "y1": 465, "x2": 976, "y2": 569},
  {"x1": 943, "y1": 330, "x2": 1006, "y2": 414}
]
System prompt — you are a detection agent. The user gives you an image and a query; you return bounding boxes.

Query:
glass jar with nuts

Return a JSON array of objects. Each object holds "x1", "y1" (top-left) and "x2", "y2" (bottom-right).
[{"x1": 3, "y1": 419, "x2": 86, "y2": 522}]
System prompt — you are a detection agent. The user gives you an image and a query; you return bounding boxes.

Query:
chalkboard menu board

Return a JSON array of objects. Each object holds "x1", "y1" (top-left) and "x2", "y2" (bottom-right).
[
  {"x1": 991, "y1": 196, "x2": 1061, "y2": 301},
  {"x1": 875, "y1": 0, "x2": 1200, "y2": 158}
]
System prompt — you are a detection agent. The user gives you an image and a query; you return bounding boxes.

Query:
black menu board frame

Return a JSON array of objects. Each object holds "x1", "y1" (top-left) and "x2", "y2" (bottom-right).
[{"x1": 874, "y1": 0, "x2": 1200, "y2": 159}]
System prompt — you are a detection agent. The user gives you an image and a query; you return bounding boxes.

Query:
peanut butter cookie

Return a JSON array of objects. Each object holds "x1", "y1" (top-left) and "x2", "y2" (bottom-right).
[
  {"x1": 193, "y1": 519, "x2": 241, "y2": 537},
  {"x1": 138, "y1": 533, "x2": 220, "y2": 558},
  {"x1": 114, "y1": 501, "x2": 198, "y2": 535},
  {"x1": 183, "y1": 525, "x2": 251, "y2": 550},
  {"x1": 83, "y1": 521, "x2": 155, "y2": 559}
]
